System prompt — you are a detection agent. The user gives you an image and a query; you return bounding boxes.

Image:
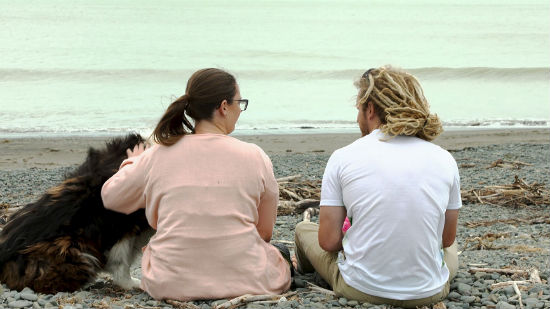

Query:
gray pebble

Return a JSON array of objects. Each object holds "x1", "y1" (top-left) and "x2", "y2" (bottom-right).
[
  {"x1": 211, "y1": 299, "x2": 228, "y2": 307},
  {"x1": 495, "y1": 301, "x2": 515, "y2": 309},
  {"x1": 338, "y1": 297, "x2": 347, "y2": 306},
  {"x1": 145, "y1": 300, "x2": 159, "y2": 306},
  {"x1": 460, "y1": 296, "x2": 477, "y2": 303},
  {"x1": 36, "y1": 299, "x2": 47, "y2": 307},
  {"x1": 448, "y1": 292, "x2": 462, "y2": 300},
  {"x1": 32, "y1": 303, "x2": 40, "y2": 309},
  {"x1": 524, "y1": 298, "x2": 539, "y2": 307},
  {"x1": 347, "y1": 300, "x2": 358, "y2": 306},
  {"x1": 457, "y1": 283, "x2": 472, "y2": 295},
  {"x1": 8, "y1": 300, "x2": 33, "y2": 308},
  {"x1": 19, "y1": 294, "x2": 37, "y2": 302}
]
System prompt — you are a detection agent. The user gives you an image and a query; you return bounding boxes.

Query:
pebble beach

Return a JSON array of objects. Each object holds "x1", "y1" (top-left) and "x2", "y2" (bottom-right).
[{"x1": 0, "y1": 130, "x2": 549, "y2": 309}]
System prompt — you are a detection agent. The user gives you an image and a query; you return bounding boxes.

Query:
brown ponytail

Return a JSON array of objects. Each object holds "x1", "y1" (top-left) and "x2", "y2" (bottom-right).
[{"x1": 152, "y1": 68, "x2": 236, "y2": 146}]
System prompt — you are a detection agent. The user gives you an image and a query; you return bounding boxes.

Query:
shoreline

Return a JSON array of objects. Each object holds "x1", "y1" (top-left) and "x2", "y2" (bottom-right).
[{"x1": 0, "y1": 127, "x2": 548, "y2": 170}]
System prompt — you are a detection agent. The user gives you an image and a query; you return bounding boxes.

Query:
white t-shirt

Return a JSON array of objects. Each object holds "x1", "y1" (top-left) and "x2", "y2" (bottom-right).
[{"x1": 320, "y1": 129, "x2": 462, "y2": 300}]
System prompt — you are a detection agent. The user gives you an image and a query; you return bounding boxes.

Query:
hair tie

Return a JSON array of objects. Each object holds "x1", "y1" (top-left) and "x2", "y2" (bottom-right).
[{"x1": 179, "y1": 94, "x2": 190, "y2": 110}]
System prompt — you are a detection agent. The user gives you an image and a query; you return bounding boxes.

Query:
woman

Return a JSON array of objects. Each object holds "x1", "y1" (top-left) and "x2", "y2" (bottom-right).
[{"x1": 101, "y1": 68, "x2": 291, "y2": 301}]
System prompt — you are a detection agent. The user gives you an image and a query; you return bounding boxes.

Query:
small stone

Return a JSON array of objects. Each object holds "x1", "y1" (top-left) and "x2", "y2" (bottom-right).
[
  {"x1": 482, "y1": 300, "x2": 496, "y2": 306},
  {"x1": 211, "y1": 299, "x2": 228, "y2": 307},
  {"x1": 146, "y1": 300, "x2": 159, "y2": 306},
  {"x1": 503, "y1": 286, "x2": 516, "y2": 296},
  {"x1": 474, "y1": 272, "x2": 487, "y2": 280},
  {"x1": 36, "y1": 299, "x2": 47, "y2": 307},
  {"x1": 338, "y1": 297, "x2": 348, "y2": 306},
  {"x1": 20, "y1": 293, "x2": 38, "y2": 302},
  {"x1": 32, "y1": 302, "x2": 41, "y2": 309},
  {"x1": 457, "y1": 283, "x2": 472, "y2": 295},
  {"x1": 448, "y1": 292, "x2": 461, "y2": 300},
  {"x1": 524, "y1": 298, "x2": 539, "y2": 307},
  {"x1": 294, "y1": 278, "x2": 307, "y2": 288},
  {"x1": 20, "y1": 288, "x2": 34, "y2": 295},
  {"x1": 461, "y1": 296, "x2": 476, "y2": 303},
  {"x1": 347, "y1": 300, "x2": 359, "y2": 306},
  {"x1": 8, "y1": 300, "x2": 33, "y2": 308},
  {"x1": 495, "y1": 301, "x2": 515, "y2": 309}
]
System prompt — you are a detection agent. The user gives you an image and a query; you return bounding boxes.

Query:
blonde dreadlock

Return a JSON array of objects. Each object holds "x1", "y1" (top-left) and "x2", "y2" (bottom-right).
[{"x1": 354, "y1": 65, "x2": 443, "y2": 141}]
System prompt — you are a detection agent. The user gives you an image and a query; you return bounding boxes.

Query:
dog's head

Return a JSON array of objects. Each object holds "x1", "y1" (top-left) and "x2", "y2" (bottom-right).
[{"x1": 69, "y1": 133, "x2": 145, "y2": 185}]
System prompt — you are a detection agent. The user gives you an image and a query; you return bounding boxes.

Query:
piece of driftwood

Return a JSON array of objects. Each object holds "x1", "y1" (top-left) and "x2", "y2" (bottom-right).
[
  {"x1": 461, "y1": 176, "x2": 549, "y2": 208},
  {"x1": 470, "y1": 267, "x2": 529, "y2": 275},
  {"x1": 165, "y1": 300, "x2": 200, "y2": 309},
  {"x1": 513, "y1": 282, "x2": 524, "y2": 309},
  {"x1": 214, "y1": 291, "x2": 297, "y2": 309},
  {"x1": 306, "y1": 282, "x2": 336, "y2": 296},
  {"x1": 487, "y1": 159, "x2": 533, "y2": 169},
  {"x1": 464, "y1": 215, "x2": 550, "y2": 228},
  {"x1": 276, "y1": 175, "x2": 321, "y2": 215},
  {"x1": 462, "y1": 233, "x2": 510, "y2": 251},
  {"x1": 489, "y1": 268, "x2": 542, "y2": 290}
]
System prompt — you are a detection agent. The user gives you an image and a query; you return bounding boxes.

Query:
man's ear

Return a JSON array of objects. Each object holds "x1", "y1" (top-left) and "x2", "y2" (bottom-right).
[{"x1": 366, "y1": 102, "x2": 376, "y2": 120}]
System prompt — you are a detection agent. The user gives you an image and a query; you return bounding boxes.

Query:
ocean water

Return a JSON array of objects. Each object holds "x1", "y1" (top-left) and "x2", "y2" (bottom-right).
[{"x1": 1, "y1": 0, "x2": 549, "y2": 137}]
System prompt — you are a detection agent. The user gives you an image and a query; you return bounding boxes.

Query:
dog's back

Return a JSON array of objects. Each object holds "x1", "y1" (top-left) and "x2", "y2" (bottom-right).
[{"x1": 0, "y1": 133, "x2": 150, "y2": 293}]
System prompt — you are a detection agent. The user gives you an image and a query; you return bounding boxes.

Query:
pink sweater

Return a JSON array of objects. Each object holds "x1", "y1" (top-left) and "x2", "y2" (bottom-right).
[{"x1": 101, "y1": 134, "x2": 291, "y2": 300}]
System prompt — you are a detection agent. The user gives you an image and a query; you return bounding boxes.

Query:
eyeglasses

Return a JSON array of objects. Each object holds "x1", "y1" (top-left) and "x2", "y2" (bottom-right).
[
  {"x1": 362, "y1": 68, "x2": 374, "y2": 79},
  {"x1": 234, "y1": 99, "x2": 248, "y2": 111}
]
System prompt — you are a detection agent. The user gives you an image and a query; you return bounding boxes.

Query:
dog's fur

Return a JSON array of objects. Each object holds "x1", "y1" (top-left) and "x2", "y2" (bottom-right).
[{"x1": 0, "y1": 133, "x2": 152, "y2": 293}]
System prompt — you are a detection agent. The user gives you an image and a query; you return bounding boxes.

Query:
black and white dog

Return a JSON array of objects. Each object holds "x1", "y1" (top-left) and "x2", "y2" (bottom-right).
[{"x1": 0, "y1": 133, "x2": 152, "y2": 294}]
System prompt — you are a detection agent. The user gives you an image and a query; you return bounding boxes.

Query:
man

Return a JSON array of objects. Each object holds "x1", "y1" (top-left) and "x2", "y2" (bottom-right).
[{"x1": 294, "y1": 66, "x2": 461, "y2": 308}]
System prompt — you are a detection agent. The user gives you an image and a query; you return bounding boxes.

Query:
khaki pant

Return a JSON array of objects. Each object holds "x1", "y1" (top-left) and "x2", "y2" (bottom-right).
[{"x1": 294, "y1": 221, "x2": 458, "y2": 308}]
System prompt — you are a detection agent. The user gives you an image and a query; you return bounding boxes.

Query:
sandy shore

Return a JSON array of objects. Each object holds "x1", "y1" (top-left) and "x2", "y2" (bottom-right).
[{"x1": 0, "y1": 127, "x2": 548, "y2": 170}]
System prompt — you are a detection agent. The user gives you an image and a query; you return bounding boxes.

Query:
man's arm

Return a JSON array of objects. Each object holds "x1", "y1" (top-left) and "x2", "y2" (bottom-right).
[
  {"x1": 318, "y1": 206, "x2": 347, "y2": 252},
  {"x1": 442, "y1": 209, "x2": 459, "y2": 248}
]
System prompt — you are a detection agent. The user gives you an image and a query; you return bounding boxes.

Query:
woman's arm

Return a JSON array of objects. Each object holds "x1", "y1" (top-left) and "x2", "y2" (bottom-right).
[
  {"x1": 101, "y1": 143, "x2": 148, "y2": 214},
  {"x1": 256, "y1": 152, "x2": 279, "y2": 242}
]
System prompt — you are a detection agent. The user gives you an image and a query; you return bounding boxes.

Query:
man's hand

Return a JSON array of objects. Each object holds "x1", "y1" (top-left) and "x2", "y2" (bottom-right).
[
  {"x1": 126, "y1": 143, "x2": 146, "y2": 159},
  {"x1": 318, "y1": 206, "x2": 347, "y2": 252}
]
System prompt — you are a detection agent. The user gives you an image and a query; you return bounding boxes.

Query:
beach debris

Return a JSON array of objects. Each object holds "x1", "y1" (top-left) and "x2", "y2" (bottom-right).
[
  {"x1": 462, "y1": 232, "x2": 547, "y2": 253},
  {"x1": 461, "y1": 176, "x2": 549, "y2": 207},
  {"x1": 487, "y1": 159, "x2": 533, "y2": 169},
  {"x1": 165, "y1": 299, "x2": 200, "y2": 309},
  {"x1": 468, "y1": 267, "x2": 542, "y2": 292},
  {"x1": 464, "y1": 215, "x2": 550, "y2": 228},
  {"x1": 277, "y1": 175, "x2": 321, "y2": 215},
  {"x1": 462, "y1": 233, "x2": 509, "y2": 251},
  {"x1": 214, "y1": 291, "x2": 297, "y2": 309},
  {"x1": 469, "y1": 267, "x2": 535, "y2": 309}
]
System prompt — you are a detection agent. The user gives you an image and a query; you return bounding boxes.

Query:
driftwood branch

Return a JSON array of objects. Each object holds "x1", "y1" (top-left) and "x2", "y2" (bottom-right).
[
  {"x1": 214, "y1": 291, "x2": 297, "y2": 309},
  {"x1": 513, "y1": 282, "x2": 524, "y2": 309},
  {"x1": 306, "y1": 282, "x2": 336, "y2": 296},
  {"x1": 165, "y1": 300, "x2": 200, "y2": 309},
  {"x1": 276, "y1": 175, "x2": 302, "y2": 182},
  {"x1": 469, "y1": 267, "x2": 529, "y2": 275},
  {"x1": 461, "y1": 176, "x2": 549, "y2": 208}
]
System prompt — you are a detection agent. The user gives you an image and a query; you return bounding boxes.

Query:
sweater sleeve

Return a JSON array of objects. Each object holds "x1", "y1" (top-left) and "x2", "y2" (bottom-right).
[
  {"x1": 256, "y1": 149, "x2": 279, "y2": 238},
  {"x1": 101, "y1": 154, "x2": 148, "y2": 215}
]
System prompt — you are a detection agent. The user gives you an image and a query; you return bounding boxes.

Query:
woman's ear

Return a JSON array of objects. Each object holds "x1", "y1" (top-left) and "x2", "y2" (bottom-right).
[{"x1": 218, "y1": 100, "x2": 229, "y2": 116}]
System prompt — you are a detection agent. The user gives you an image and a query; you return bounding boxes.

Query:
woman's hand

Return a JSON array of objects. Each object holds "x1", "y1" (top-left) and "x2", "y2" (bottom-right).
[{"x1": 126, "y1": 143, "x2": 146, "y2": 159}]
